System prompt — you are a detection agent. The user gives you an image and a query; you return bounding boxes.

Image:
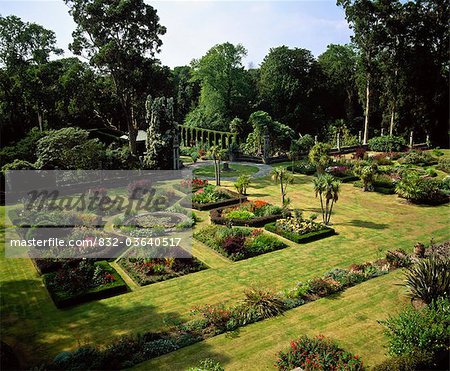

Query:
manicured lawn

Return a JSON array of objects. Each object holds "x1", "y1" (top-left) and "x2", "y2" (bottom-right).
[
  {"x1": 193, "y1": 163, "x2": 259, "y2": 178},
  {"x1": 1, "y1": 171, "x2": 448, "y2": 368}
]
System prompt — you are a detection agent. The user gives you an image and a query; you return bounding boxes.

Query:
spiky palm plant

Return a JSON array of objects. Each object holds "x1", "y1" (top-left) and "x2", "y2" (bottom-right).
[
  {"x1": 405, "y1": 256, "x2": 450, "y2": 304},
  {"x1": 271, "y1": 167, "x2": 294, "y2": 207},
  {"x1": 240, "y1": 288, "x2": 286, "y2": 320},
  {"x1": 313, "y1": 174, "x2": 340, "y2": 225}
]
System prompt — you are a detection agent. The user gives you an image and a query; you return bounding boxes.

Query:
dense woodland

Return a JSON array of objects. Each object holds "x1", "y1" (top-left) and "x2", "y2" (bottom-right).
[{"x1": 0, "y1": 0, "x2": 448, "y2": 170}]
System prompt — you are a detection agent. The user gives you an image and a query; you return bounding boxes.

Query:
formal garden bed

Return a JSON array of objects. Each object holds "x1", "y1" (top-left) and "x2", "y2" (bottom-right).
[
  {"x1": 43, "y1": 260, "x2": 128, "y2": 308},
  {"x1": 210, "y1": 200, "x2": 286, "y2": 227},
  {"x1": 117, "y1": 247, "x2": 207, "y2": 286},
  {"x1": 181, "y1": 184, "x2": 247, "y2": 211},
  {"x1": 194, "y1": 225, "x2": 287, "y2": 261},
  {"x1": 265, "y1": 212, "x2": 335, "y2": 244}
]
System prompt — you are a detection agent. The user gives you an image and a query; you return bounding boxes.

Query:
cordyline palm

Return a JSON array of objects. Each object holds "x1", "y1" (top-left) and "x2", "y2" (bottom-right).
[
  {"x1": 313, "y1": 174, "x2": 340, "y2": 225},
  {"x1": 271, "y1": 167, "x2": 293, "y2": 207},
  {"x1": 208, "y1": 145, "x2": 227, "y2": 186}
]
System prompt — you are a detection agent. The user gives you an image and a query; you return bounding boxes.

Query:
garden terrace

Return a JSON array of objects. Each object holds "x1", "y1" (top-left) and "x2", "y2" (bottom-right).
[{"x1": 0, "y1": 156, "x2": 449, "y2": 368}]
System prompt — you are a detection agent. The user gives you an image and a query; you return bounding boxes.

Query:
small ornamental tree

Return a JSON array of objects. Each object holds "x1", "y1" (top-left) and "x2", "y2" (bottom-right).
[
  {"x1": 271, "y1": 167, "x2": 294, "y2": 207},
  {"x1": 144, "y1": 96, "x2": 177, "y2": 170},
  {"x1": 313, "y1": 174, "x2": 341, "y2": 225},
  {"x1": 208, "y1": 145, "x2": 227, "y2": 186},
  {"x1": 309, "y1": 143, "x2": 331, "y2": 174}
]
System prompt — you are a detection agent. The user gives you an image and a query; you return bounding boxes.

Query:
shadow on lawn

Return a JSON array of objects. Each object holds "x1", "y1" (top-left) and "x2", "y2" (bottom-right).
[
  {"x1": 340, "y1": 220, "x2": 389, "y2": 230},
  {"x1": 0, "y1": 278, "x2": 199, "y2": 370}
]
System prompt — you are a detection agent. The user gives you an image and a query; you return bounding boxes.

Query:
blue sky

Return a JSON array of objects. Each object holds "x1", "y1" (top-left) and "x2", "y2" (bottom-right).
[{"x1": 0, "y1": 1, "x2": 353, "y2": 68}]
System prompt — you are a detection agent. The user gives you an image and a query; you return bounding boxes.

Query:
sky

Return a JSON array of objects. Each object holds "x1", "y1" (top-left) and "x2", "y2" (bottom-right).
[{"x1": 0, "y1": 0, "x2": 353, "y2": 68}]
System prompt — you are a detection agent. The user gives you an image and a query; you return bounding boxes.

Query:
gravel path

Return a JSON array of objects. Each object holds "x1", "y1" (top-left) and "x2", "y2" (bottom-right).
[{"x1": 184, "y1": 161, "x2": 272, "y2": 181}]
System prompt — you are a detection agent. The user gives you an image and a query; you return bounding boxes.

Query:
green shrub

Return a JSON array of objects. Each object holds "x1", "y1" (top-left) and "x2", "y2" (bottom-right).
[
  {"x1": 368, "y1": 135, "x2": 406, "y2": 152},
  {"x1": 372, "y1": 350, "x2": 435, "y2": 371},
  {"x1": 399, "y1": 150, "x2": 437, "y2": 166},
  {"x1": 308, "y1": 143, "x2": 331, "y2": 173},
  {"x1": 0, "y1": 127, "x2": 47, "y2": 165},
  {"x1": 35, "y1": 127, "x2": 106, "y2": 169},
  {"x1": 395, "y1": 171, "x2": 449, "y2": 205},
  {"x1": 234, "y1": 174, "x2": 251, "y2": 195},
  {"x1": 186, "y1": 358, "x2": 224, "y2": 371},
  {"x1": 405, "y1": 256, "x2": 450, "y2": 304},
  {"x1": 379, "y1": 298, "x2": 450, "y2": 356},
  {"x1": 436, "y1": 157, "x2": 450, "y2": 173},
  {"x1": 275, "y1": 335, "x2": 364, "y2": 371}
]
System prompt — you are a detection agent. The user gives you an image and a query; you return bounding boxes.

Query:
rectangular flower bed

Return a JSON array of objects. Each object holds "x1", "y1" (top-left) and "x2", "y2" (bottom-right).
[
  {"x1": 117, "y1": 247, "x2": 207, "y2": 286},
  {"x1": 265, "y1": 214, "x2": 335, "y2": 244},
  {"x1": 43, "y1": 260, "x2": 128, "y2": 308},
  {"x1": 181, "y1": 185, "x2": 247, "y2": 211},
  {"x1": 194, "y1": 225, "x2": 288, "y2": 261},
  {"x1": 210, "y1": 200, "x2": 287, "y2": 227}
]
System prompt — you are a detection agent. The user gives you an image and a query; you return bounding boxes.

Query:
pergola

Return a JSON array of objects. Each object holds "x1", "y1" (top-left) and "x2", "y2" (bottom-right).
[{"x1": 178, "y1": 124, "x2": 237, "y2": 148}]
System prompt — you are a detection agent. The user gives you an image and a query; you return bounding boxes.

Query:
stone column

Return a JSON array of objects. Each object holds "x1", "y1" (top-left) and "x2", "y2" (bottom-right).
[
  {"x1": 263, "y1": 133, "x2": 270, "y2": 162},
  {"x1": 314, "y1": 135, "x2": 318, "y2": 144},
  {"x1": 358, "y1": 131, "x2": 362, "y2": 145},
  {"x1": 336, "y1": 132, "x2": 341, "y2": 151},
  {"x1": 426, "y1": 134, "x2": 430, "y2": 147},
  {"x1": 409, "y1": 131, "x2": 413, "y2": 149},
  {"x1": 381, "y1": 128, "x2": 384, "y2": 137}
]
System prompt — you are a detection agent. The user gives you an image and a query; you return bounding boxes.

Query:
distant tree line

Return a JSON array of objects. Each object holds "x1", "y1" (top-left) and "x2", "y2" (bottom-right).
[{"x1": 1, "y1": 0, "x2": 448, "y2": 168}]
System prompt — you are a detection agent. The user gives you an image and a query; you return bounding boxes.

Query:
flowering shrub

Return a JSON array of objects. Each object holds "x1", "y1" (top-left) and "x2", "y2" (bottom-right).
[
  {"x1": 221, "y1": 200, "x2": 282, "y2": 221},
  {"x1": 191, "y1": 185, "x2": 231, "y2": 204},
  {"x1": 326, "y1": 165, "x2": 350, "y2": 176},
  {"x1": 307, "y1": 277, "x2": 341, "y2": 297},
  {"x1": 275, "y1": 335, "x2": 364, "y2": 370},
  {"x1": 352, "y1": 147, "x2": 366, "y2": 160},
  {"x1": 181, "y1": 177, "x2": 208, "y2": 192},
  {"x1": 118, "y1": 250, "x2": 206, "y2": 286},
  {"x1": 274, "y1": 212, "x2": 323, "y2": 235},
  {"x1": 191, "y1": 304, "x2": 233, "y2": 330},
  {"x1": 127, "y1": 180, "x2": 154, "y2": 199}
]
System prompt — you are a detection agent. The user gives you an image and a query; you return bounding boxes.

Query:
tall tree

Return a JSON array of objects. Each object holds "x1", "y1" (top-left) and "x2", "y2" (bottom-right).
[
  {"x1": 258, "y1": 46, "x2": 323, "y2": 134},
  {"x1": 318, "y1": 44, "x2": 360, "y2": 124},
  {"x1": 144, "y1": 95, "x2": 176, "y2": 170},
  {"x1": 65, "y1": 0, "x2": 166, "y2": 155},
  {"x1": 337, "y1": 0, "x2": 384, "y2": 144},
  {"x1": 187, "y1": 42, "x2": 252, "y2": 130},
  {"x1": 0, "y1": 15, "x2": 62, "y2": 68}
]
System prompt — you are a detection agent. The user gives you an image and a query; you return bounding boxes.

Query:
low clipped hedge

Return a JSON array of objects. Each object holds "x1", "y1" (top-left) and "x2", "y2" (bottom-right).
[
  {"x1": 43, "y1": 261, "x2": 128, "y2": 308},
  {"x1": 335, "y1": 174, "x2": 359, "y2": 183},
  {"x1": 210, "y1": 207, "x2": 286, "y2": 227},
  {"x1": 265, "y1": 222, "x2": 335, "y2": 244},
  {"x1": 182, "y1": 190, "x2": 247, "y2": 211}
]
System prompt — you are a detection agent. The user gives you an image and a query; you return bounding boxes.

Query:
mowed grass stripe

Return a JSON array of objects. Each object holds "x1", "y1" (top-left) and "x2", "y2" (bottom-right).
[
  {"x1": 133, "y1": 270, "x2": 406, "y2": 371},
  {"x1": 1, "y1": 173, "x2": 448, "y2": 367}
]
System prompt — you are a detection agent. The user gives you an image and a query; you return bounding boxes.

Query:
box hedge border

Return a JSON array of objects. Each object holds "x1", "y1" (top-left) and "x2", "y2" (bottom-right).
[
  {"x1": 265, "y1": 222, "x2": 336, "y2": 244},
  {"x1": 210, "y1": 207, "x2": 287, "y2": 227},
  {"x1": 181, "y1": 189, "x2": 247, "y2": 211},
  {"x1": 43, "y1": 261, "x2": 128, "y2": 308}
]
